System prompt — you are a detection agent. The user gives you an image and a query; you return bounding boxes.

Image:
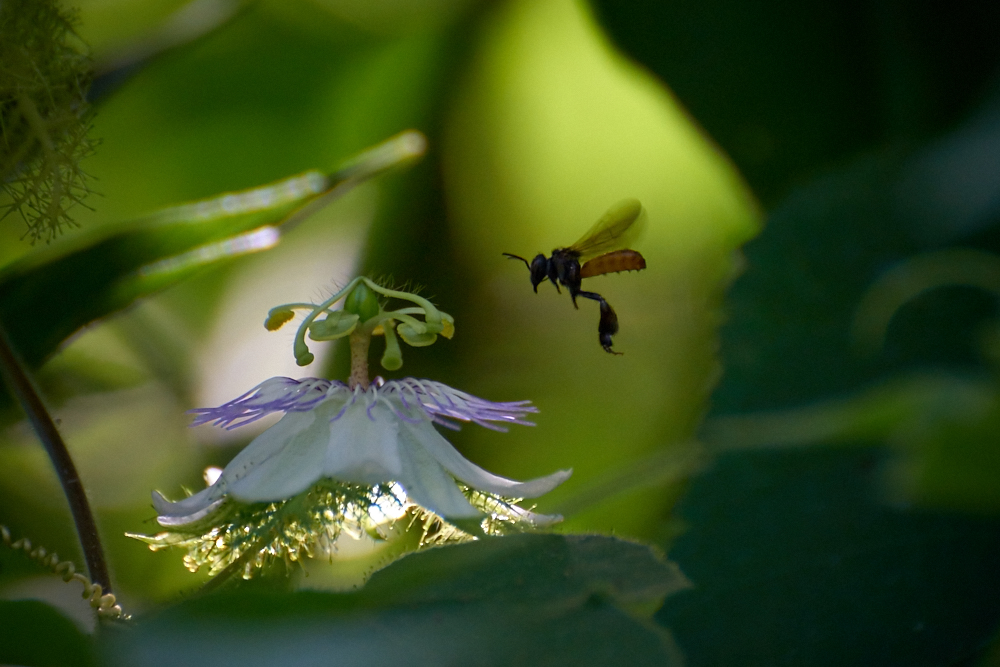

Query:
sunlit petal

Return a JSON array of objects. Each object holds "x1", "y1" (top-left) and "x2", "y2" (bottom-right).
[
  {"x1": 226, "y1": 410, "x2": 329, "y2": 502},
  {"x1": 321, "y1": 401, "x2": 405, "y2": 484},
  {"x1": 151, "y1": 488, "x2": 226, "y2": 525},
  {"x1": 400, "y1": 419, "x2": 572, "y2": 498},
  {"x1": 395, "y1": 424, "x2": 480, "y2": 518}
]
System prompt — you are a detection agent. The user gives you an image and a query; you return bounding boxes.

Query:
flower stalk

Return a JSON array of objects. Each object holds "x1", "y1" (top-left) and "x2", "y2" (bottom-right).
[{"x1": 348, "y1": 329, "x2": 372, "y2": 390}]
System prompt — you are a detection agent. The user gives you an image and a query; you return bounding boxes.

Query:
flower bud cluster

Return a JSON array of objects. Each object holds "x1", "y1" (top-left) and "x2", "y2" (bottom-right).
[{"x1": 266, "y1": 277, "x2": 454, "y2": 376}]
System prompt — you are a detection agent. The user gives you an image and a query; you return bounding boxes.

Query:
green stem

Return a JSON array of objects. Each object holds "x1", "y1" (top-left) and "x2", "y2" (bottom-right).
[
  {"x1": 292, "y1": 277, "x2": 361, "y2": 364},
  {"x1": 360, "y1": 277, "x2": 442, "y2": 325},
  {"x1": 15, "y1": 93, "x2": 56, "y2": 153},
  {"x1": 0, "y1": 322, "x2": 111, "y2": 593},
  {"x1": 362, "y1": 311, "x2": 425, "y2": 336}
]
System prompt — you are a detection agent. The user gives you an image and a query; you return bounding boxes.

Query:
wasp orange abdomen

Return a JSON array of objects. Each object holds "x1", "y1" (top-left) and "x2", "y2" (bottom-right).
[{"x1": 579, "y1": 250, "x2": 646, "y2": 279}]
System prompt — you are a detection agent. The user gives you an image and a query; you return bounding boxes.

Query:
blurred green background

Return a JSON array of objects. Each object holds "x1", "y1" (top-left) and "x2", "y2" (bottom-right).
[{"x1": 2, "y1": 0, "x2": 999, "y2": 664}]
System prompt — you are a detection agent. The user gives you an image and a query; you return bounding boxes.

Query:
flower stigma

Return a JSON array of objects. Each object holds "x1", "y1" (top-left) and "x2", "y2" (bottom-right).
[{"x1": 130, "y1": 279, "x2": 571, "y2": 580}]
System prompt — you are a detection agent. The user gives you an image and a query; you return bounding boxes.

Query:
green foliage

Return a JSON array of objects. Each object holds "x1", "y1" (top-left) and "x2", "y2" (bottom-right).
[
  {"x1": 131, "y1": 481, "x2": 405, "y2": 579},
  {"x1": 659, "y1": 448, "x2": 1000, "y2": 666},
  {"x1": 357, "y1": 532, "x2": 689, "y2": 615},
  {"x1": 0, "y1": 134, "x2": 418, "y2": 402},
  {"x1": 0, "y1": 599, "x2": 97, "y2": 667},
  {"x1": 0, "y1": 0, "x2": 96, "y2": 243},
  {"x1": 102, "y1": 535, "x2": 689, "y2": 667}
]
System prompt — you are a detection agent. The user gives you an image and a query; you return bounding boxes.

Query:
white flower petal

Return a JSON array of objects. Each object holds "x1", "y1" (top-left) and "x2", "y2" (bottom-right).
[
  {"x1": 322, "y1": 401, "x2": 405, "y2": 485},
  {"x1": 153, "y1": 411, "x2": 324, "y2": 523},
  {"x1": 400, "y1": 419, "x2": 572, "y2": 498},
  {"x1": 163, "y1": 376, "x2": 570, "y2": 527},
  {"x1": 225, "y1": 410, "x2": 326, "y2": 502},
  {"x1": 151, "y1": 488, "x2": 227, "y2": 526},
  {"x1": 395, "y1": 424, "x2": 479, "y2": 518}
]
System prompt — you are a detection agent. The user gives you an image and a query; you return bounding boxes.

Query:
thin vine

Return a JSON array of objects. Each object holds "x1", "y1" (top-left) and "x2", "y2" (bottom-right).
[{"x1": 1, "y1": 525, "x2": 128, "y2": 619}]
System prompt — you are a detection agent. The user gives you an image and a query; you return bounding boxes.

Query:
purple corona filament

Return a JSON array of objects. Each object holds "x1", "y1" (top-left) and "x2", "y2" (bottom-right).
[{"x1": 189, "y1": 377, "x2": 539, "y2": 432}]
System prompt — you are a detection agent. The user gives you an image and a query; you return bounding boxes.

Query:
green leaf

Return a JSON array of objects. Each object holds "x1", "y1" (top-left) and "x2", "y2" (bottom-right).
[
  {"x1": 0, "y1": 132, "x2": 423, "y2": 373},
  {"x1": 360, "y1": 533, "x2": 691, "y2": 613},
  {"x1": 678, "y1": 97, "x2": 1000, "y2": 662},
  {"x1": 593, "y1": 0, "x2": 1000, "y2": 206},
  {"x1": 0, "y1": 599, "x2": 97, "y2": 667},
  {"x1": 658, "y1": 448, "x2": 1000, "y2": 666},
  {"x1": 703, "y1": 98, "x2": 1000, "y2": 510},
  {"x1": 101, "y1": 534, "x2": 689, "y2": 667}
]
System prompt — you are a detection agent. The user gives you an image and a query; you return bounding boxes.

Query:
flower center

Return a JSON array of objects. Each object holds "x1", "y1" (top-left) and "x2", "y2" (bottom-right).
[{"x1": 264, "y1": 276, "x2": 455, "y2": 385}]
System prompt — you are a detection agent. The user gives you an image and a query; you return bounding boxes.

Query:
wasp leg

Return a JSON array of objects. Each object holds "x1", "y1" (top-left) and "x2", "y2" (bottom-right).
[
  {"x1": 598, "y1": 298, "x2": 622, "y2": 355},
  {"x1": 571, "y1": 286, "x2": 603, "y2": 309},
  {"x1": 574, "y1": 289, "x2": 603, "y2": 303},
  {"x1": 547, "y1": 272, "x2": 563, "y2": 295},
  {"x1": 573, "y1": 291, "x2": 622, "y2": 354}
]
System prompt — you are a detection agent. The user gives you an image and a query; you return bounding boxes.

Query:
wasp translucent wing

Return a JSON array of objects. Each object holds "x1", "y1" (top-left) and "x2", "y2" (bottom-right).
[{"x1": 564, "y1": 198, "x2": 645, "y2": 262}]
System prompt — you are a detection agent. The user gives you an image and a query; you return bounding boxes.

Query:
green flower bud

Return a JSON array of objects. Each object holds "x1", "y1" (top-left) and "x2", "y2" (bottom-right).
[{"x1": 343, "y1": 282, "x2": 380, "y2": 323}]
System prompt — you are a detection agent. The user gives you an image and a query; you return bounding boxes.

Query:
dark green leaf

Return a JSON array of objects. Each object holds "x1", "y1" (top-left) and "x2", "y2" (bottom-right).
[
  {"x1": 0, "y1": 599, "x2": 97, "y2": 667},
  {"x1": 674, "y1": 76, "x2": 1000, "y2": 664},
  {"x1": 101, "y1": 534, "x2": 689, "y2": 667},
  {"x1": 658, "y1": 448, "x2": 1000, "y2": 666},
  {"x1": 593, "y1": 0, "x2": 1000, "y2": 205},
  {"x1": 360, "y1": 533, "x2": 690, "y2": 613}
]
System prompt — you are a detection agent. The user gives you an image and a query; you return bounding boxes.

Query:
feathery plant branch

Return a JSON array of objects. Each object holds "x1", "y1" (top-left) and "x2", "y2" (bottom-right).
[{"x1": 0, "y1": 0, "x2": 97, "y2": 243}]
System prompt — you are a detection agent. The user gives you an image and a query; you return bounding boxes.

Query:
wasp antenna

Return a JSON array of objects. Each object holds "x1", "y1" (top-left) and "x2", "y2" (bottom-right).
[{"x1": 502, "y1": 252, "x2": 531, "y2": 270}]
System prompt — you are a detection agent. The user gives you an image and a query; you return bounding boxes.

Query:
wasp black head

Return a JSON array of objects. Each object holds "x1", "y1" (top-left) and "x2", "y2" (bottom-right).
[
  {"x1": 503, "y1": 252, "x2": 550, "y2": 293},
  {"x1": 527, "y1": 254, "x2": 549, "y2": 291}
]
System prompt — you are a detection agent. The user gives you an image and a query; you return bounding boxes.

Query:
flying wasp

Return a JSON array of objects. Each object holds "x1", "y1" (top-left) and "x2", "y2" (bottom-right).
[{"x1": 503, "y1": 198, "x2": 647, "y2": 355}]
